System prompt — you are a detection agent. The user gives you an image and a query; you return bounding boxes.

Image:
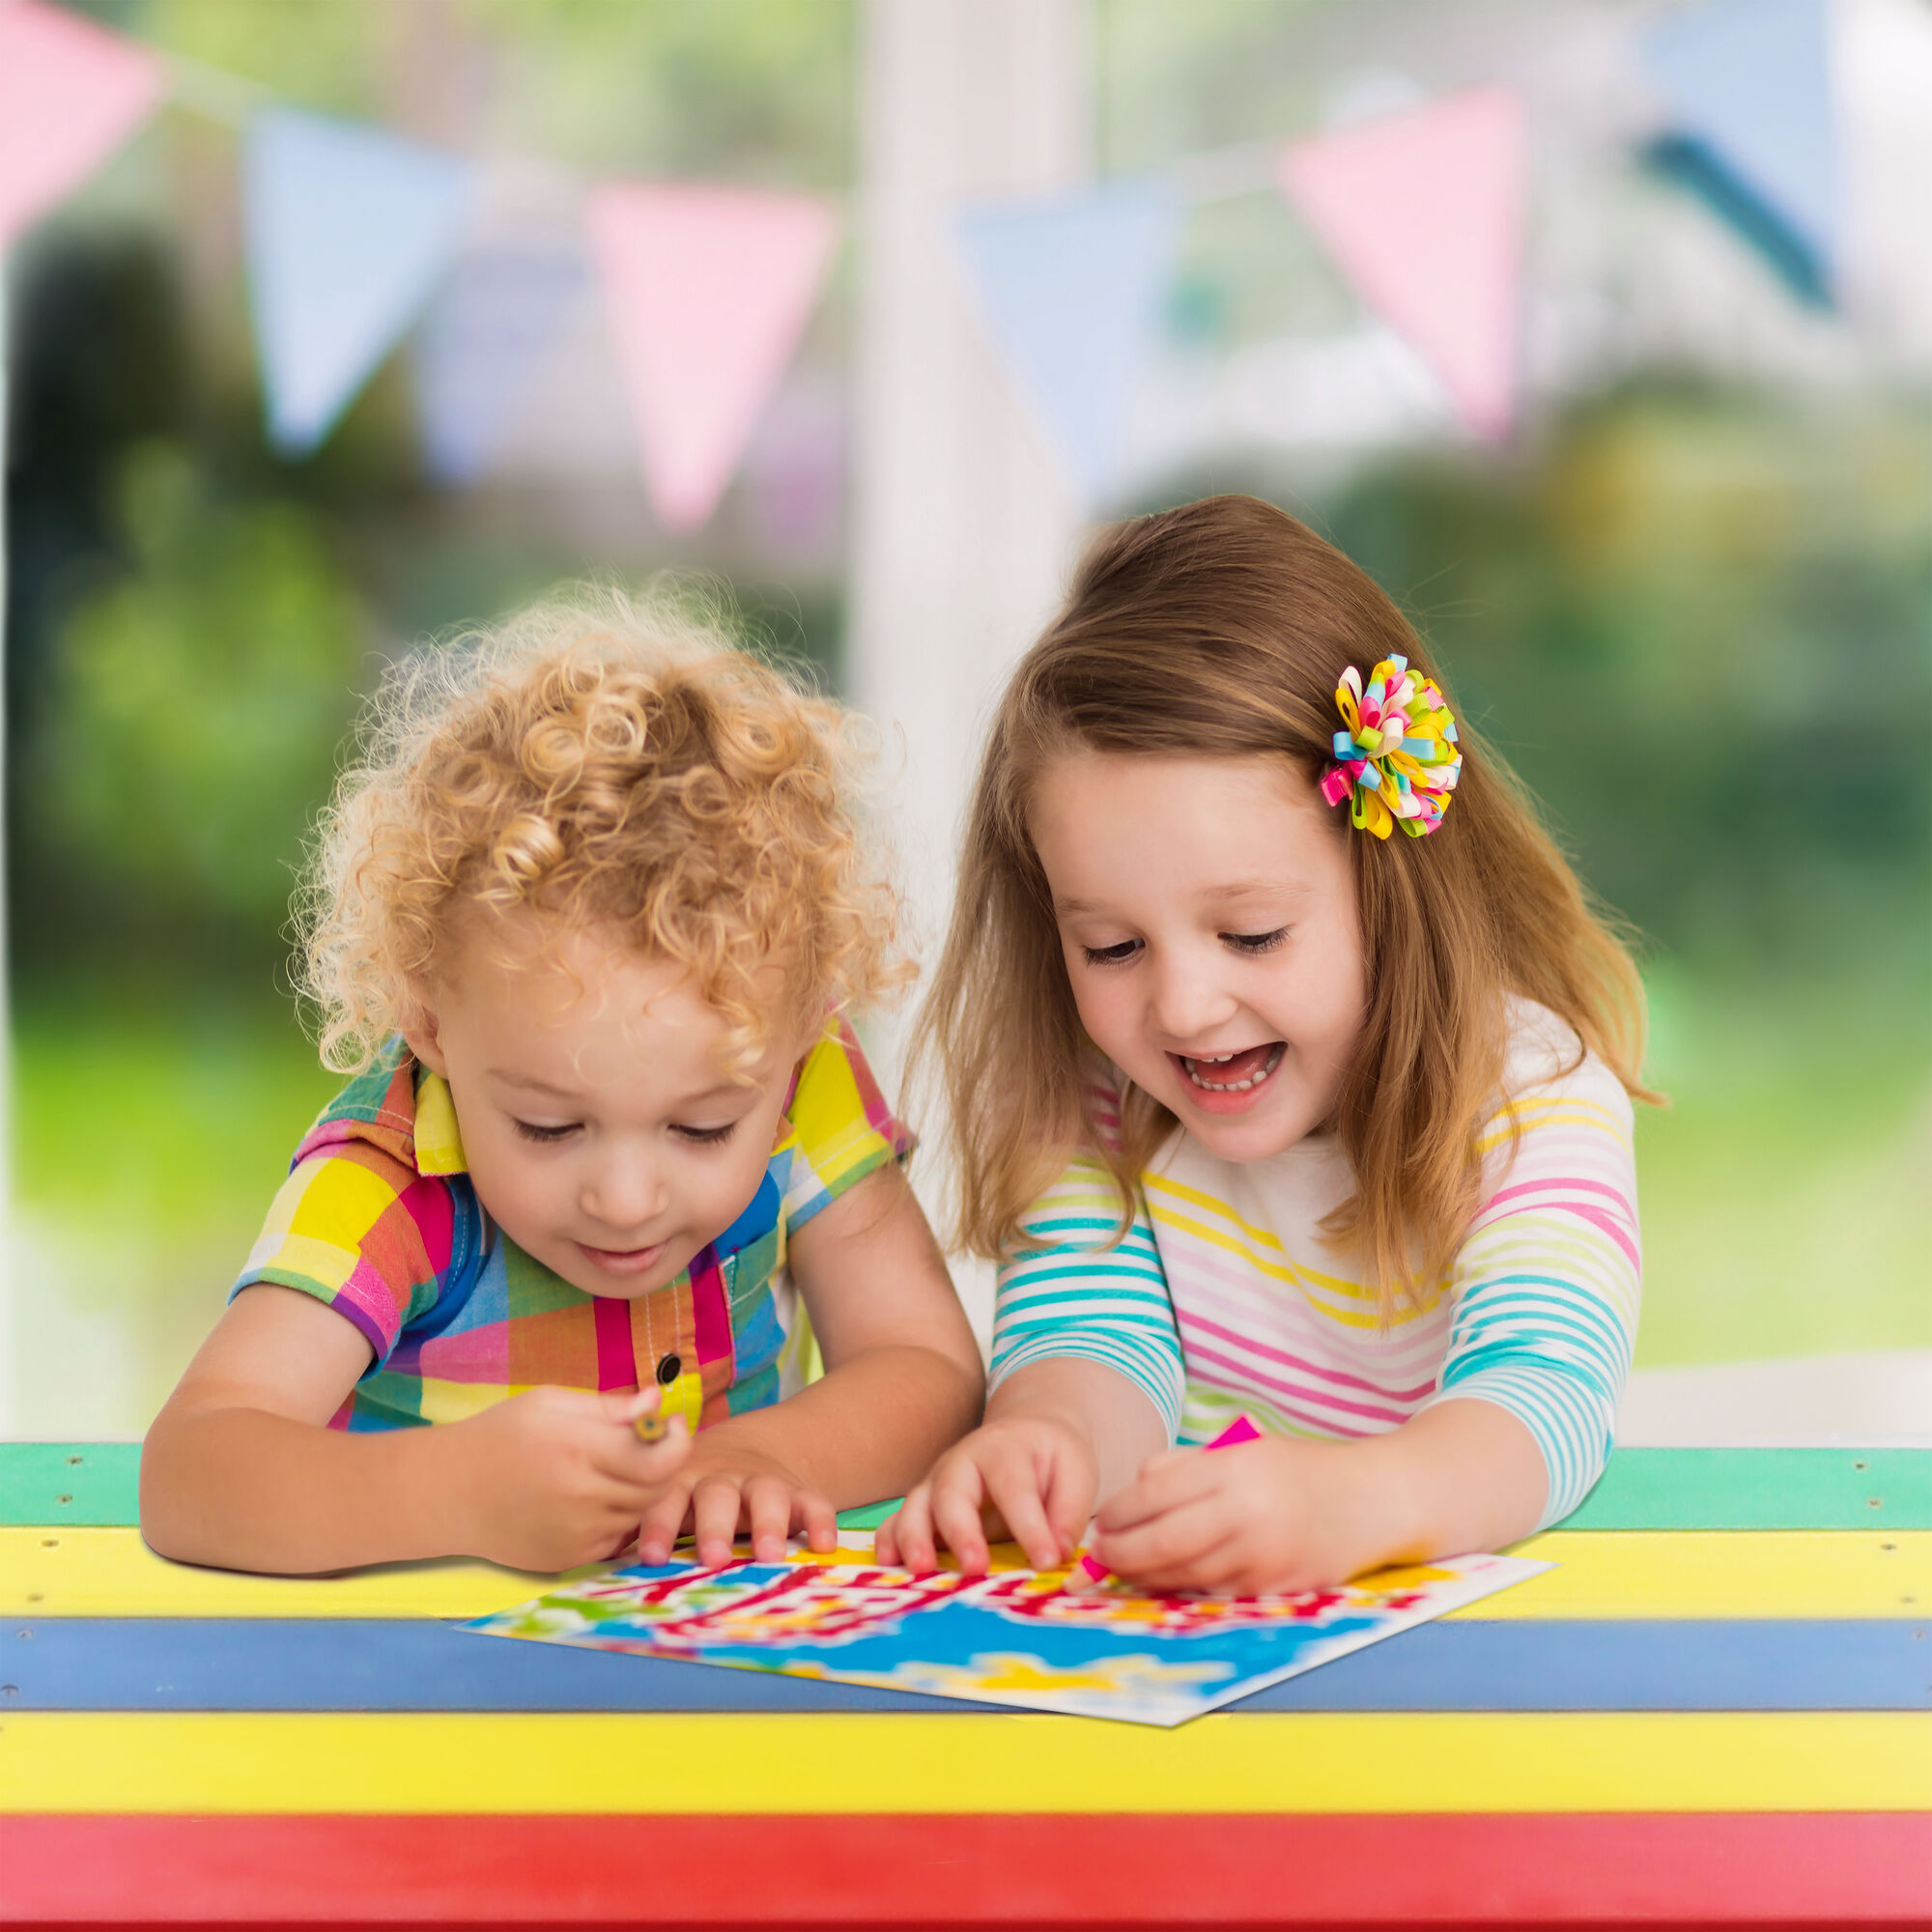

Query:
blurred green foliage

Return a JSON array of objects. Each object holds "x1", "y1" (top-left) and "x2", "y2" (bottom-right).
[
  {"x1": 39, "y1": 442, "x2": 362, "y2": 931},
  {"x1": 1321, "y1": 384, "x2": 1932, "y2": 984},
  {"x1": 8, "y1": 1, "x2": 1929, "y2": 1435}
]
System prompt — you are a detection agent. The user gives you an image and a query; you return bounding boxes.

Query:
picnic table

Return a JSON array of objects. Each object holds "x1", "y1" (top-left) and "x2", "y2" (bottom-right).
[{"x1": 2, "y1": 1441, "x2": 1927, "y2": 1929}]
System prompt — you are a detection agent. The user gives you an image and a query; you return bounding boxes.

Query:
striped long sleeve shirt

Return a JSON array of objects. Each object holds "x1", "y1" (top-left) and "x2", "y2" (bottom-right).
[{"x1": 990, "y1": 1000, "x2": 1640, "y2": 1528}]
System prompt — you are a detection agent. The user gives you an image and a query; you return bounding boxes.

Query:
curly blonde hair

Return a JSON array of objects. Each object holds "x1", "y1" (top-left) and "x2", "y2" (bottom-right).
[{"x1": 298, "y1": 587, "x2": 906, "y2": 1075}]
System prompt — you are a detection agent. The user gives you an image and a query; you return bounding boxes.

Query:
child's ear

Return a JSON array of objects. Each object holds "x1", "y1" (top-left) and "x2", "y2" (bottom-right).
[{"x1": 402, "y1": 1004, "x2": 449, "y2": 1078}]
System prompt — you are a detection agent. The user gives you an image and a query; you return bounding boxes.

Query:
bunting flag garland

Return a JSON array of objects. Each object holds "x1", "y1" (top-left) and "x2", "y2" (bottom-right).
[
  {"x1": 414, "y1": 246, "x2": 587, "y2": 487},
  {"x1": 585, "y1": 184, "x2": 838, "y2": 531},
  {"x1": 1278, "y1": 88, "x2": 1526, "y2": 442},
  {"x1": 0, "y1": 0, "x2": 165, "y2": 249},
  {"x1": 243, "y1": 110, "x2": 473, "y2": 455},
  {"x1": 1642, "y1": 0, "x2": 1836, "y2": 304},
  {"x1": 952, "y1": 179, "x2": 1183, "y2": 497}
]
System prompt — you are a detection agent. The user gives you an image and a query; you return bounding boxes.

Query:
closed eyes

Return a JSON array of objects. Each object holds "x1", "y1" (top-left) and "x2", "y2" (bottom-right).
[
  {"x1": 1224, "y1": 926, "x2": 1290, "y2": 955},
  {"x1": 1079, "y1": 927, "x2": 1290, "y2": 966},
  {"x1": 512, "y1": 1121, "x2": 739, "y2": 1147}
]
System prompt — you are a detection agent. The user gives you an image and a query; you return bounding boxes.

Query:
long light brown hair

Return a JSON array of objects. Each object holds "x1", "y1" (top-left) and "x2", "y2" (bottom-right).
[{"x1": 916, "y1": 495, "x2": 1654, "y2": 1307}]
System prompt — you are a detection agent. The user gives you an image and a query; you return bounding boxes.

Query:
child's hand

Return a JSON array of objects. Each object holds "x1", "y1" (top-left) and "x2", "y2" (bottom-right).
[
  {"x1": 452, "y1": 1385, "x2": 690, "y2": 1574},
  {"x1": 1091, "y1": 1435, "x2": 1389, "y2": 1595},
  {"x1": 876, "y1": 1413, "x2": 1098, "y2": 1575},
  {"x1": 634, "y1": 1442, "x2": 838, "y2": 1568}
]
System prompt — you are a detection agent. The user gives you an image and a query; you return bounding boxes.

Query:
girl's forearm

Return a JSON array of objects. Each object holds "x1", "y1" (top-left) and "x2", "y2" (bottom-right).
[
  {"x1": 697, "y1": 1344, "x2": 984, "y2": 1508},
  {"x1": 986, "y1": 1356, "x2": 1170, "y2": 1503},
  {"x1": 140, "y1": 1405, "x2": 470, "y2": 1575},
  {"x1": 1349, "y1": 1397, "x2": 1549, "y2": 1568}
]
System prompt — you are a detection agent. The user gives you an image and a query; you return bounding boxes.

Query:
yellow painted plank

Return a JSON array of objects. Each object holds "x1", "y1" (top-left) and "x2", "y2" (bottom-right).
[
  {"x1": 1493, "y1": 1528, "x2": 1930, "y2": 1618},
  {"x1": 0, "y1": 1713, "x2": 1924, "y2": 1815},
  {"x1": 7, "y1": 1527, "x2": 1926, "y2": 1620}
]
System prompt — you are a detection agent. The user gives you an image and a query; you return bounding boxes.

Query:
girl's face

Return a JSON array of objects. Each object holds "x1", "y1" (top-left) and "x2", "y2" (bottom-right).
[
  {"x1": 406, "y1": 917, "x2": 803, "y2": 1300},
  {"x1": 1030, "y1": 750, "x2": 1368, "y2": 1165}
]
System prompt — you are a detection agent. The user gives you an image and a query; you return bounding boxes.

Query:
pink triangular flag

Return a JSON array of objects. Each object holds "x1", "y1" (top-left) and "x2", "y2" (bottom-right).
[
  {"x1": 1279, "y1": 88, "x2": 1525, "y2": 440},
  {"x1": 586, "y1": 184, "x2": 838, "y2": 530},
  {"x1": 0, "y1": 0, "x2": 166, "y2": 249}
]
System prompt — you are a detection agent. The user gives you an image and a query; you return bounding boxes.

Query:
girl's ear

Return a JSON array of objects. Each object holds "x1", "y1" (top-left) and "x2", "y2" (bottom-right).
[{"x1": 402, "y1": 1002, "x2": 450, "y2": 1078}]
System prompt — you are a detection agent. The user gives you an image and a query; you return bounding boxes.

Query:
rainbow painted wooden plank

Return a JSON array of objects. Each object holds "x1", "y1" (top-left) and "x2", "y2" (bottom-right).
[{"x1": 3, "y1": 1440, "x2": 1928, "y2": 1930}]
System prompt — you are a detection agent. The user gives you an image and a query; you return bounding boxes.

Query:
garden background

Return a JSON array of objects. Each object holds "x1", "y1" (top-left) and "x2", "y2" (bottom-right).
[{"x1": 3, "y1": 0, "x2": 1927, "y2": 1438}]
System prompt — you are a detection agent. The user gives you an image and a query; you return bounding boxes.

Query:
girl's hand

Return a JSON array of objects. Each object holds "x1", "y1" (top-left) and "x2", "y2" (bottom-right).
[
  {"x1": 451, "y1": 1385, "x2": 690, "y2": 1574},
  {"x1": 876, "y1": 1413, "x2": 1098, "y2": 1575},
  {"x1": 1091, "y1": 1435, "x2": 1391, "y2": 1596},
  {"x1": 634, "y1": 1443, "x2": 838, "y2": 1568}
]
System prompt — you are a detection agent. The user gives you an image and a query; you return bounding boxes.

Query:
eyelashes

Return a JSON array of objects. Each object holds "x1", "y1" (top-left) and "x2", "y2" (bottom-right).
[
  {"x1": 512, "y1": 1121, "x2": 738, "y2": 1147},
  {"x1": 1079, "y1": 928, "x2": 1292, "y2": 966},
  {"x1": 1224, "y1": 927, "x2": 1289, "y2": 955}
]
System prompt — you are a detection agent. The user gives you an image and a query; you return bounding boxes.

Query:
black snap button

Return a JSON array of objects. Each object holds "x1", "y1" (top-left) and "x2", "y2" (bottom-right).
[{"x1": 655, "y1": 1353, "x2": 682, "y2": 1385}]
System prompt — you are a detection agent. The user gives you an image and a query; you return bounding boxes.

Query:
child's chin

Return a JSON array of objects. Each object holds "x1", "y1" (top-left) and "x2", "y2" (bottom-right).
[{"x1": 1180, "y1": 1094, "x2": 1312, "y2": 1163}]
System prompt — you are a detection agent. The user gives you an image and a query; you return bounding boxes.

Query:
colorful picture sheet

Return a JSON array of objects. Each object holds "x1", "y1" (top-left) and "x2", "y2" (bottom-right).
[{"x1": 465, "y1": 1538, "x2": 1551, "y2": 1726}]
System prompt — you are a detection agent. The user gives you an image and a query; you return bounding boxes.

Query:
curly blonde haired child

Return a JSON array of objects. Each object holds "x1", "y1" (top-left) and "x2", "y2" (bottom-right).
[{"x1": 143, "y1": 590, "x2": 981, "y2": 1577}]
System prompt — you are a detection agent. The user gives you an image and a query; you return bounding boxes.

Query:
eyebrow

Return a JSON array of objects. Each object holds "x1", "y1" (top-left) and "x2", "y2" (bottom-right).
[
  {"x1": 489, "y1": 1071, "x2": 580, "y2": 1099},
  {"x1": 488, "y1": 1070, "x2": 754, "y2": 1109},
  {"x1": 1055, "y1": 879, "x2": 1303, "y2": 917}
]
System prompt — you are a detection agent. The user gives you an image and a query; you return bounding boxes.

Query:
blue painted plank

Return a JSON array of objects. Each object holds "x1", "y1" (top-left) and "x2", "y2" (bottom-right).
[{"x1": 4, "y1": 1617, "x2": 1925, "y2": 1714}]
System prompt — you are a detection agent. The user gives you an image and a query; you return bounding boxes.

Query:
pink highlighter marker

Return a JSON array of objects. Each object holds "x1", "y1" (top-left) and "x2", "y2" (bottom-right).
[{"x1": 1075, "y1": 1412, "x2": 1264, "y2": 1584}]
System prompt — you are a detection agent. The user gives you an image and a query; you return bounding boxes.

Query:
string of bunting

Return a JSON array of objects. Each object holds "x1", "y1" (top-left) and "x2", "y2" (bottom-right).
[{"x1": 0, "y1": 0, "x2": 1877, "y2": 525}]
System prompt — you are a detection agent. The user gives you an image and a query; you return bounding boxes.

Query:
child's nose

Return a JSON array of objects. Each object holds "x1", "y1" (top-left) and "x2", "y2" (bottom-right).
[
  {"x1": 1149, "y1": 951, "x2": 1237, "y2": 1043},
  {"x1": 582, "y1": 1157, "x2": 667, "y2": 1233}
]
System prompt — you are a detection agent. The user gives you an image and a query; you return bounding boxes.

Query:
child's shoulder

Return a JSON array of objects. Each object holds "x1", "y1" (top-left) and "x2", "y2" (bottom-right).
[
  {"x1": 289, "y1": 1039, "x2": 438, "y2": 1178},
  {"x1": 1499, "y1": 995, "x2": 1633, "y2": 1126}
]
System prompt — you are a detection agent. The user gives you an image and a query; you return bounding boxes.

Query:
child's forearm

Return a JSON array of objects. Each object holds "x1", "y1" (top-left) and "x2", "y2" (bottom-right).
[
  {"x1": 987, "y1": 1356, "x2": 1170, "y2": 1503},
  {"x1": 140, "y1": 1405, "x2": 470, "y2": 1575},
  {"x1": 1343, "y1": 1397, "x2": 1550, "y2": 1568},
  {"x1": 695, "y1": 1344, "x2": 984, "y2": 1509}
]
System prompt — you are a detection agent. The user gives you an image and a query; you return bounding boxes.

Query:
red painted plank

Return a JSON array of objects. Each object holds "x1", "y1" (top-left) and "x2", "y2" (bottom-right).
[{"x1": 2, "y1": 1814, "x2": 1928, "y2": 1927}]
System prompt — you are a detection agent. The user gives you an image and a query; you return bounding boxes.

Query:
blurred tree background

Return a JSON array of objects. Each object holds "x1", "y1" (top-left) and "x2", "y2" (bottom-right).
[{"x1": 6, "y1": 0, "x2": 1928, "y2": 1432}]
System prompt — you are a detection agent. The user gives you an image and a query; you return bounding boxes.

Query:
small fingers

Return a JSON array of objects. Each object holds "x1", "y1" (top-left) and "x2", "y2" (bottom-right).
[
  {"x1": 928, "y1": 1463, "x2": 993, "y2": 1576},
  {"x1": 878, "y1": 1486, "x2": 934, "y2": 1571},
  {"x1": 635, "y1": 1480, "x2": 694, "y2": 1568},
  {"x1": 794, "y1": 1487, "x2": 838, "y2": 1554},
  {"x1": 691, "y1": 1474, "x2": 747, "y2": 1567},
  {"x1": 745, "y1": 1476, "x2": 793, "y2": 1562},
  {"x1": 1095, "y1": 1448, "x2": 1217, "y2": 1535},
  {"x1": 1113, "y1": 1528, "x2": 1244, "y2": 1596},
  {"x1": 980, "y1": 1463, "x2": 1064, "y2": 1571},
  {"x1": 1095, "y1": 1492, "x2": 1233, "y2": 1585}
]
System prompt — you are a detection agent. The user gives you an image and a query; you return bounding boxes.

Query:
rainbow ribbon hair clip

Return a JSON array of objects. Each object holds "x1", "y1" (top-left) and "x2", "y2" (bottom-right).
[{"x1": 1319, "y1": 654, "x2": 1463, "y2": 839}]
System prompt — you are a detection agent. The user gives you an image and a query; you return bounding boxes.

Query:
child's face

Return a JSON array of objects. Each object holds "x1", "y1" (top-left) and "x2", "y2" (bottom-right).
[
  {"x1": 1030, "y1": 750, "x2": 1367, "y2": 1165},
  {"x1": 406, "y1": 919, "x2": 804, "y2": 1300}
]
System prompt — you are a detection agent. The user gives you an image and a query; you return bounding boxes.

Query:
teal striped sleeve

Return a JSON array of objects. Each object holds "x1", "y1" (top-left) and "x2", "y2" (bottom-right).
[
  {"x1": 1425, "y1": 1054, "x2": 1641, "y2": 1528},
  {"x1": 990, "y1": 1151, "x2": 1186, "y2": 1444}
]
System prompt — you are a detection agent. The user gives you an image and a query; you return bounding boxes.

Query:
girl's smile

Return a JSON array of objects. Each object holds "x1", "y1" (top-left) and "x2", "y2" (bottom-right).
[
  {"x1": 1174, "y1": 1041, "x2": 1286, "y2": 1105},
  {"x1": 1030, "y1": 751, "x2": 1367, "y2": 1163}
]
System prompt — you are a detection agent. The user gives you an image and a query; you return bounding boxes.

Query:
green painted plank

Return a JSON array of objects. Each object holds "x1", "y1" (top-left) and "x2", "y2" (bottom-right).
[
  {"x1": 835, "y1": 1499, "x2": 902, "y2": 1532},
  {"x1": 1562, "y1": 1449, "x2": 1932, "y2": 1530},
  {"x1": 0, "y1": 1443, "x2": 141, "y2": 1526},
  {"x1": 8, "y1": 1442, "x2": 1929, "y2": 1533}
]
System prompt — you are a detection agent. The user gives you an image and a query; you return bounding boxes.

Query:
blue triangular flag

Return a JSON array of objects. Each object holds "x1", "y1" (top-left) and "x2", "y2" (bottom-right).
[
  {"x1": 1644, "y1": 0, "x2": 1836, "y2": 298},
  {"x1": 414, "y1": 247, "x2": 585, "y2": 487},
  {"x1": 953, "y1": 179, "x2": 1182, "y2": 497},
  {"x1": 244, "y1": 110, "x2": 473, "y2": 455}
]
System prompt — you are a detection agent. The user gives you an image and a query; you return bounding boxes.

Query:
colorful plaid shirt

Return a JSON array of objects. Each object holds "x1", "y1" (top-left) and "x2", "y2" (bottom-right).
[{"x1": 233, "y1": 1019, "x2": 914, "y2": 1434}]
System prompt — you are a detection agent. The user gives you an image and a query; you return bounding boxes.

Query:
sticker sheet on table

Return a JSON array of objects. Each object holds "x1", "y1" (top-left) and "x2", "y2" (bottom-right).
[{"x1": 466, "y1": 1538, "x2": 1549, "y2": 1726}]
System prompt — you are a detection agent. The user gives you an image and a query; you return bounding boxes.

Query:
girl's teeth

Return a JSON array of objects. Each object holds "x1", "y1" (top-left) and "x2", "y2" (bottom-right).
[{"x1": 1183, "y1": 1044, "x2": 1285, "y2": 1092}]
